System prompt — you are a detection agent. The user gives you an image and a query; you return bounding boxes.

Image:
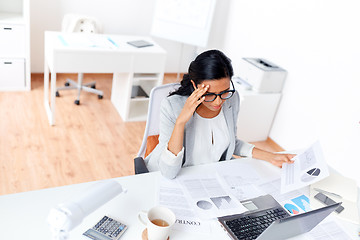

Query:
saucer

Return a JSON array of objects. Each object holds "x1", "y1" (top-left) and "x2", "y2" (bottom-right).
[{"x1": 142, "y1": 228, "x2": 170, "y2": 240}]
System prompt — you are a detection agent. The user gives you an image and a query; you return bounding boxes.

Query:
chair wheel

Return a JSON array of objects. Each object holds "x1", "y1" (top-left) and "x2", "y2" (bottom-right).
[
  {"x1": 91, "y1": 85, "x2": 96, "y2": 89},
  {"x1": 65, "y1": 82, "x2": 70, "y2": 87},
  {"x1": 98, "y1": 95, "x2": 103, "y2": 99},
  {"x1": 56, "y1": 91, "x2": 60, "y2": 97},
  {"x1": 74, "y1": 100, "x2": 80, "y2": 105}
]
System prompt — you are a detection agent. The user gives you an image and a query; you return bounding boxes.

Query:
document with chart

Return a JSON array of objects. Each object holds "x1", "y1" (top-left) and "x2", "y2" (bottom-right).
[
  {"x1": 157, "y1": 177, "x2": 211, "y2": 233},
  {"x1": 281, "y1": 141, "x2": 329, "y2": 194},
  {"x1": 177, "y1": 173, "x2": 247, "y2": 220}
]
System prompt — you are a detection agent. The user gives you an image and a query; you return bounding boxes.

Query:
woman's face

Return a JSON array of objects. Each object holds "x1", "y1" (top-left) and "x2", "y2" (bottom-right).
[{"x1": 197, "y1": 77, "x2": 231, "y2": 112}]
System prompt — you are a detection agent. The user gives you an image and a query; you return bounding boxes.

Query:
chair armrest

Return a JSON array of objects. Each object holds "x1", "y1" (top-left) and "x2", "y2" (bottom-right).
[{"x1": 134, "y1": 157, "x2": 149, "y2": 174}]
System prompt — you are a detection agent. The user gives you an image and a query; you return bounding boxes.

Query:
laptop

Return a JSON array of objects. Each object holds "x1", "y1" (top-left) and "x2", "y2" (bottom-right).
[{"x1": 218, "y1": 194, "x2": 341, "y2": 240}]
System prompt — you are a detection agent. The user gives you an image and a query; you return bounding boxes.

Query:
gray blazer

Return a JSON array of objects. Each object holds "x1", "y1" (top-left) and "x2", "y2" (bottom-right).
[{"x1": 145, "y1": 91, "x2": 254, "y2": 179}]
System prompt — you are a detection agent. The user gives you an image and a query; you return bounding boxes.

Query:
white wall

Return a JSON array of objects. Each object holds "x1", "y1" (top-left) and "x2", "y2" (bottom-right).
[
  {"x1": 29, "y1": 0, "x2": 229, "y2": 73},
  {"x1": 222, "y1": 0, "x2": 360, "y2": 183}
]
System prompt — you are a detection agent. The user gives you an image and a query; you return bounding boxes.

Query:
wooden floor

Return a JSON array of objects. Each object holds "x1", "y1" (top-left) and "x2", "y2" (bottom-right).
[{"x1": 0, "y1": 73, "x2": 283, "y2": 196}]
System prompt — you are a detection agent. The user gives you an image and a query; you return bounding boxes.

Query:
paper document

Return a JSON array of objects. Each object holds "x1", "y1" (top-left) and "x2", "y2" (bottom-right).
[
  {"x1": 58, "y1": 34, "x2": 115, "y2": 49},
  {"x1": 305, "y1": 218, "x2": 355, "y2": 240},
  {"x1": 258, "y1": 178, "x2": 308, "y2": 203},
  {"x1": 178, "y1": 173, "x2": 247, "y2": 219},
  {"x1": 257, "y1": 178, "x2": 310, "y2": 215},
  {"x1": 157, "y1": 177, "x2": 211, "y2": 233},
  {"x1": 216, "y1": 162, "x2": 263, "y2": 201},
  {"x1": 281, "y1": 141, "x2": 329, "y2": 194}
]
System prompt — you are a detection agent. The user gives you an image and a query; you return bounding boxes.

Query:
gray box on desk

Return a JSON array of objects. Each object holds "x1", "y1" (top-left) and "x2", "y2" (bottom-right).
[{"x1": 239, "y1": 58, "x2": 287, "y2": 93}]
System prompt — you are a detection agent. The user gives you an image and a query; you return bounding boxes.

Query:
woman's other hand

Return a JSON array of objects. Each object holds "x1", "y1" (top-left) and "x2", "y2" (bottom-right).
[
  {"x1": 252, "y1": 147, "x2": 296, "y2": 168},
  {"x1": 267, "y1": 153, "x2": 296, "y2": 168}
]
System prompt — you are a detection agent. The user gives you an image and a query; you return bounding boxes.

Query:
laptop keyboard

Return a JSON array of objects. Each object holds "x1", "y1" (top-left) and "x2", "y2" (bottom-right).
[{"x1": 224, "y1": 208, "x2": 288, "y2": 240}]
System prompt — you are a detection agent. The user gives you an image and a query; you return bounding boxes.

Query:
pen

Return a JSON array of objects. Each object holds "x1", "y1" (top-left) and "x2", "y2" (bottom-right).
[
  {"x1": 107, "y1": 37, "x2": 118, "y2": 48},
  {"x1": 58, "y1": 35, "x2": 68, "y2": 46},
  {"x1": 313, "y1": 188, "x2": 342, "y2": 199}
]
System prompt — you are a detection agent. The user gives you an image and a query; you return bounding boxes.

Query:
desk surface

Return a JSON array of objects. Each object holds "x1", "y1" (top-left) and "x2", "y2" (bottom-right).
[
  {"x1": 0, "y1": 159, "x2": 358, "y2": 240},
  {"x1": 46, "y1": 31, "x2": 167, "y2": 54},
  {"x1": 44, "y1": 31, "x2": 166, "y2": 73}
]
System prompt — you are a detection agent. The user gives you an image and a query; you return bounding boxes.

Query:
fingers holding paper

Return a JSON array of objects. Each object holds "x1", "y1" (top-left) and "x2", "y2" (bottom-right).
[
  {"x1": 270, "y1": 153, "x2": 296, "y2": 168},
  {"x1": 252, "y1": 148, "x2": 296, "y2": 168}
]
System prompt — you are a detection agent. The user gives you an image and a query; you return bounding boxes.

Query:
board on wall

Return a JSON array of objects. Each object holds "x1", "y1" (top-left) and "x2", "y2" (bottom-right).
[{"x1": 151, "y1": 0, "x2": 216, "y2": 47}]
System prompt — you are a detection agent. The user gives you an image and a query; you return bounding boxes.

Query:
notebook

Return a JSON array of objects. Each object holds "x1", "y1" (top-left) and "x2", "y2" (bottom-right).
[
  {"x1": 127, "y1": 40, "x2": 153, "y2": 48},
  {"x1": 218, "y1": 194, "x2": 341, "y2": 240}
]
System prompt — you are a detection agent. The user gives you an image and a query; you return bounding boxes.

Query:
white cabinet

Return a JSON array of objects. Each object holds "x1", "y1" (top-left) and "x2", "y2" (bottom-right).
[
  {"x1": 234, "y1": 82, "x2": 281, "y2": 142},
  {"x1": 0, "y1": 0, "x2": 30, "y2": 91},
  {"x1": 0, "y1": 24, "x2": 25, "y2": 56},
  {"x1": 0, "y1": 58, "x2": 25, "y2": 89}
]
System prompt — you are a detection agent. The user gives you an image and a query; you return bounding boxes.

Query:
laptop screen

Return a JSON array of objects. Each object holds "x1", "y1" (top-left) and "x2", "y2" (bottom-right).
[
  {"x1": 218, "y1": 194, "x2": 341, "y2": 240},
  {"x1": 256, "y1": 202, "x2": 341, "y2": 240}
]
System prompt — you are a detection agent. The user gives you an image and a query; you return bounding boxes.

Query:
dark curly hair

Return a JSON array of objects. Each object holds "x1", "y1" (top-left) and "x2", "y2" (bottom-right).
[{"x1": 170, "y1": 49, "x2": 234, "y2": 96}]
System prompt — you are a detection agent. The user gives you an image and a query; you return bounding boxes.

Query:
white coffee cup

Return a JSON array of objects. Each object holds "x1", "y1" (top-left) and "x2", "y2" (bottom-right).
[{"x1": 138, "y1": 206, "x2": 176, "y2": 240}]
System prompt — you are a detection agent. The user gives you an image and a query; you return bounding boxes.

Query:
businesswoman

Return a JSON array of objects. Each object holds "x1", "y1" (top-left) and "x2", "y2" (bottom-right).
[{"x1": 146, "y1": 50, "x2": 294, "y2": 179}]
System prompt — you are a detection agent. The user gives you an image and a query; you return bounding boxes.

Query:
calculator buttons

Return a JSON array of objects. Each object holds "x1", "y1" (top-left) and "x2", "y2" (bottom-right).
[{"x1": 83, "y1": 215, "x2": 127, "y2": 240}]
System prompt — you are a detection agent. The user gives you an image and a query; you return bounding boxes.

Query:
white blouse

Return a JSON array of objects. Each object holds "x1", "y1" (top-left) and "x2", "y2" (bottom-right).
[
  {"x1": 189, "y1": 109, "x2": 230, "y2": 166},
  {"x1": 147, "y1": 93, "x2": 256, "y2": 177}
]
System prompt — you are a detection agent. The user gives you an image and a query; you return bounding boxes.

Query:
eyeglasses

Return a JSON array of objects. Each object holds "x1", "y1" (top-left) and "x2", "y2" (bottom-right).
[{"x1": 202, "y1": 80, "x2": 235, "y2": 102}]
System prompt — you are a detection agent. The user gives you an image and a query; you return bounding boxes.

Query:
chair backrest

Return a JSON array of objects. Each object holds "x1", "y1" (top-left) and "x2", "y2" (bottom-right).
[
  {"x1": 61, "y1": 14, "x2": 102, "y2": 33},
  {"x1": 137, "y1": 83, "x2": 181, "y2": 158}
]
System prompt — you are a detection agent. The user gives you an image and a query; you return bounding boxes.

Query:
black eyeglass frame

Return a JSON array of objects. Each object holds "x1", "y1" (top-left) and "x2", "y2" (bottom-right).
[{"x1": 201, "y1": 80, "x2": 236, "y2": 102}]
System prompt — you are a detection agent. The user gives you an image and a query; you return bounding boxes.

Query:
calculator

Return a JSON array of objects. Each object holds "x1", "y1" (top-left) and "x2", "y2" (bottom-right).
[{"x1": 83, "y1": 215, "x2": 128, "y2": 240}]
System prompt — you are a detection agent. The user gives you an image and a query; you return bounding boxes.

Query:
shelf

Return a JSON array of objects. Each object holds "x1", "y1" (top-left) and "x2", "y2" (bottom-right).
[
  {"x1": 0, "y1": 12, "x2": 24, "y2": 24},
  {"x1": 128, "y1": 100, "x2": 149, "y2": 121},
  {"x1": 128, "y1": 76, "x2": 162, "y2": 120},
  {"x1": 133, "y1": 73, "x2": 160, "y2": 81},
  {"x1": 130, "y1": 97, "x2": 149, "y2": 102}
]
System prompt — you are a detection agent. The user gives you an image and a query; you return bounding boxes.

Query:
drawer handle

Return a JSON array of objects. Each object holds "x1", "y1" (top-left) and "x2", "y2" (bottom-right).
[
  {"x1": 3, "y1": 28, "x2": 12, "y2": 30},
  {"x1": 4, "y1": 62, "x2": 12, "y2": 64}
]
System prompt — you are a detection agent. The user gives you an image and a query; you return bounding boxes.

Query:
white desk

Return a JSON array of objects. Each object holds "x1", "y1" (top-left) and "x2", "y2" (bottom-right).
[
  {"x1": 44, "y1": 31, "x2": 167, "y2": 125},
  {"x1": 0, "y1": 159, "x2": 358, "y2": 240}
]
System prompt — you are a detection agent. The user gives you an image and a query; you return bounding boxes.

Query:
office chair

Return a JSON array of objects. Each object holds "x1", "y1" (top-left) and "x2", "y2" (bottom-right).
[
  {"x1": 134, "y1": 83, "x2": 180, "y2": 174},
  {"x1": 55, "y1": 14, "x2": 104, "y2": 105}
]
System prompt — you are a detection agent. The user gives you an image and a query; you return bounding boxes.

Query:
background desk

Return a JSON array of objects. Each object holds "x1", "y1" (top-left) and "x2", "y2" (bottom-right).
[
  {"x1": 44, "y1": 31, "x2": 167, "y2": 125},
  {"x1": 0, "y1": 159, "x2": 358, "y2": 239}
]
